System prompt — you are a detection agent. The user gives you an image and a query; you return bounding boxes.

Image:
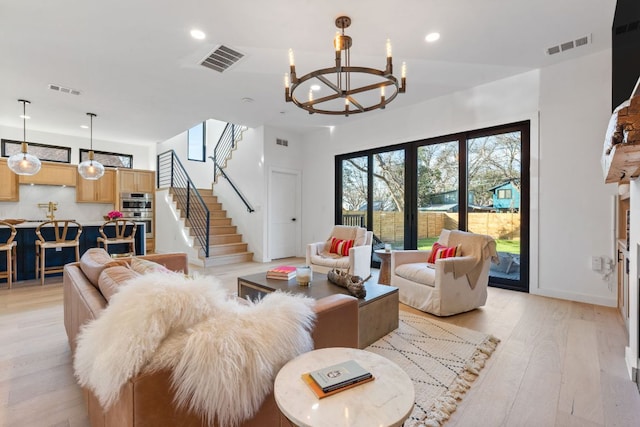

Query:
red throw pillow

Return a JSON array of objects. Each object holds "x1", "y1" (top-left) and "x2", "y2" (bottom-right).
[
  {"x1": 329, "y1": 237, "x2": 355, "y2": 256},
  {"x1": 427, "y1": 242, "x2": 460, "y2": 263}
]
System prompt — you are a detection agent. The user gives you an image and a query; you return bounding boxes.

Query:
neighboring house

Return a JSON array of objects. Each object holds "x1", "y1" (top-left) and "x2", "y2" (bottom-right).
[
  {"x1": 489, "y1": 180, "x2": 520, "y2": 212},
  {"x1": 420, "y1": 190, "x2": 490, "y2": 212}
]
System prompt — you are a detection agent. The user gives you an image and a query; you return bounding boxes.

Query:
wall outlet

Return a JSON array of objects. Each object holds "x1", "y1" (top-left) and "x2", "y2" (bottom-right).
[{"x1": 591, "y1": 256, "x2": 602, "y2": 271}]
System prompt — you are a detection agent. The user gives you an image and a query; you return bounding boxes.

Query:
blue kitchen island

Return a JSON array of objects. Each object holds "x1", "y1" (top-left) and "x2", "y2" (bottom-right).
[{"x1": 0, "y1": 221, "x2": 145, "y2": 284}]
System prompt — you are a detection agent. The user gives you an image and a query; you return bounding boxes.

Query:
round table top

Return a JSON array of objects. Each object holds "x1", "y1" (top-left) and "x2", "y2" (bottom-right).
[
  {"x1": 274, "y1": 347, "x2": 414, "y2": 427},
  {"x1": 374, "y1": 249, "x2": 392, "y2": 256}
]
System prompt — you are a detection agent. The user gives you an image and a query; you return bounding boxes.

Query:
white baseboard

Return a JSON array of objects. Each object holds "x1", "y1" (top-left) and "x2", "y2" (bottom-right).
[{"x1": 530, "y1": 287, "x2": 617, "y2": 307}]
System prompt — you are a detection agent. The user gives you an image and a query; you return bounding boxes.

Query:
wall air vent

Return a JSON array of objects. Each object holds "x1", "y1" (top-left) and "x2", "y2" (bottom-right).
[
  {"x1": 276, "y1": 138, "x2": 289, "y2": 147},
  {"x1": 546, "y1": 34, "x2": 591, "y2": 56},
  {"x1": 48, "y1": 83, "x2": 81, "y2": 95},
  {"x1": 200, "y1": 45, "x2": 245, "y2": 73}
]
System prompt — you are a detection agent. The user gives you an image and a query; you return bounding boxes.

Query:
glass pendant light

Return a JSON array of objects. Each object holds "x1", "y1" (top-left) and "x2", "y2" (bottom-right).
[
  {"x1": 78, "y1": 112, "x2": 105, "y2": 180},
  {"x1": 8, "y1": 99, "x2": 41, "y2": 175}
]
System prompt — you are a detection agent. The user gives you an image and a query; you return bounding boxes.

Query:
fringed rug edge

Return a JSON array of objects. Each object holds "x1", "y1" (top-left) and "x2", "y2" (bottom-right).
[{"x1": 419, "y1": 334, "x2": 501, "y2": 427}]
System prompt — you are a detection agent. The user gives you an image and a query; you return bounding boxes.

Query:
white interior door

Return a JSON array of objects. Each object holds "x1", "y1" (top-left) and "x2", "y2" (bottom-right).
[{"x1": 269, "y1": 169, "x2": 301, "y2": 259}]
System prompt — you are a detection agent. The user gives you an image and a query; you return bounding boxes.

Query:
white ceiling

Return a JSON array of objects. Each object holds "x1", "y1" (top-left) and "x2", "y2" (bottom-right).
[{"x1": 0, "y1": 0, "x2": 616, "y2": 145}]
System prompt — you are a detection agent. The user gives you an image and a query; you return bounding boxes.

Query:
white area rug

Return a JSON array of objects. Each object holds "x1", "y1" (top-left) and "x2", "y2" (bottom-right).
[{"x1": 366, "y1": 312, "x2": 499, "y2": 427}]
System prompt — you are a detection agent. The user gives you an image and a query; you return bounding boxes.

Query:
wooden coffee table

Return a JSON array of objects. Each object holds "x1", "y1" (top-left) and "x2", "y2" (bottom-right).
[{"x1": 238, "y1": 272, "x2": 399, "y2": 348}]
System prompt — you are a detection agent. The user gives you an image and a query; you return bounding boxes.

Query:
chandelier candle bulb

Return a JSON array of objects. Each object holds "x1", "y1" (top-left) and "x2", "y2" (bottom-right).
[
  {"x1": 284, "y1": 73, "x2": 290, "y2": 88},
  {"x1": 386, "y1": 39, "x2": 392, "y2": 58},
  {"x1": 288, "y1": 48, "x2": 295, "y2": 66}
]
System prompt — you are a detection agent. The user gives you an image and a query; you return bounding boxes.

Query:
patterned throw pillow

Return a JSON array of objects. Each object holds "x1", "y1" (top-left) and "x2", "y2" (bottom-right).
[
  {"x1": 427, "y1": 242, "x2": 461, "y2": 264},
  {"x1": 329, "y1": 237, "x2": 355, "y2": 256}
]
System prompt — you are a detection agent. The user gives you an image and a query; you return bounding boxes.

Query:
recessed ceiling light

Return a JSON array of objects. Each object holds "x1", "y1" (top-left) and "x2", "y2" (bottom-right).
[
  {"x1": 425, "y1": 32, "x2": 440, "y2": 42},
  {"x1": 310, "y1": 84, "x2": 321, "y2": 91},
  {"x1": 19, "y1": 115, "x2": 30, "y2": 119},
  {"x1": 80, "y1": 125, "x2": 89, "y2": 129},
  {"x1": 190, "y1": 29, "x2": 206, "y2": 40}
]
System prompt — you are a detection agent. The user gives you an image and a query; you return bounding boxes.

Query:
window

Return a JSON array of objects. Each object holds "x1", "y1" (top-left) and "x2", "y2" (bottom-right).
[
  {"x1": 1, "y1": 139, "x2": 71, "y2": 163},
  {"x1": 188, "y1": 122, "x2": 206, "y2": 161},
  {"x1": 79, "y1": 149, "x2": 132, "y2": 168},
  {"x1": 336, "y1": 121, "x2": 530, "y2": 292},
  {"x1": 497, "y1": 189, "x2": 512, "y2": 199}
]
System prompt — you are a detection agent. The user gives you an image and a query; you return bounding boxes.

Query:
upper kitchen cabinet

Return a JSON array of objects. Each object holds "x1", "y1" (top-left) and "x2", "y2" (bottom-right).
[
  {"x1": 0, "y1": 158, "x2": 19, "y2": 201},
  {"x1": 18, "y1": 161, "x2": 77, "y2": 187},
  {"x1": 76, "y1": 169, "x2": 116, "y2": 203},
  {"x1": 119, "y1": 169, "x2": 155, "y2": 193}
]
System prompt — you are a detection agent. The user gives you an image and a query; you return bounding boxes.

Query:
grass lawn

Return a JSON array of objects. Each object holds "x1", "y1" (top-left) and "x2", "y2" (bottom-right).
[{"x1": 415, "y1": 237, "x2": 520, "y2": 254}]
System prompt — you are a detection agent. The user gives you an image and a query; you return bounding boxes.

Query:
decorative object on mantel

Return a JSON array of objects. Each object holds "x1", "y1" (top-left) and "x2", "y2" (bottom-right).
[
  {"x1": 105, "y1": 210, "x2": 123, "y2": 220},
  {"x1": 327, "y1": 268, "x2": 367, "y2": 298},
  {"x1": 284, "y1": 16, "x2": 406, "y2": 116},
  {"x1": 602, "y1": 77, "x2": 640, "y2": 183},
  {"x1": 78, "y1": 112, "x2": 105, "y2": 180},
  {"x1": 8, "y1": 99, "x2": 41, "y2": 176}
]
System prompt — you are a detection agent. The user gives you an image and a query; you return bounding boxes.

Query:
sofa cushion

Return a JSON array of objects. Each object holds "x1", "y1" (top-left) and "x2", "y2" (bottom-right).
[
  {"x1": 130, "y1": 257, "x2": 172, "y2": 274},
  {"x1": 395, "y1": 263, "x2": 436, "y2": 287},
  {"x1": 79, "y1": 248, "x2": 127, "y2": 288},
  {"x1": 329, "y1": 237, "x2": 354, "y2": 256},
  {"x1": 98, "y1": 266, "x2": 140, "y2": 302}
]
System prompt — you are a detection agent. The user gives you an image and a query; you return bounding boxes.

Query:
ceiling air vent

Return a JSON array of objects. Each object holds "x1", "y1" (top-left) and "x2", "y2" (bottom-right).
[
  {"x1": 276, "y1": 138, "x2": 288, "y2": 147},
  {"x1": 546, "y1": 34, "x2": 591, "y2": 56},
  {"x1": 48, "y1": 83, "x2": 81, "y2": 95},
  {"x1": 200, "y1": 45, "x2": 245, "y2": 73}
]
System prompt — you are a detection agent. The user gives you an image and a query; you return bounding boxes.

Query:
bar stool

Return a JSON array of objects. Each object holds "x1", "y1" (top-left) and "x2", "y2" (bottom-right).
[
  {"x1": 35, "y1": 220, "x2": 83, "y2": 286},
  {"x1": 97, "y1": 219, "x2": 137, "y2": 256},
  {"x1": 0, "y1": 221, "x2": 17, "y2": 289}
]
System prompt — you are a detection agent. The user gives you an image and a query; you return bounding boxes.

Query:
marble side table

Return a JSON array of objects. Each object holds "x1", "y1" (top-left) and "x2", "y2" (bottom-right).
[{"x1": 274, "y1": 347, "x2": 414, "y2": 427}]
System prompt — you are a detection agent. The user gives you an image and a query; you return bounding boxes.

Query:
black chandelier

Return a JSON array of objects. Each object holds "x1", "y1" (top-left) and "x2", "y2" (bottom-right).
[{"x1": 285, "y1": 16, "x2": 406, "y2": 116}]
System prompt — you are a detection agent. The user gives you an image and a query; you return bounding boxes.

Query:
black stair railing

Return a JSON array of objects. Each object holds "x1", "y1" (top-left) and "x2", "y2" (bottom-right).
[
  {"x1": 157, "y1": 150, "x2": 210, "y2": 257},
  {"x1": 210, "y1": 122, "x2": 254, "y2": 213}
]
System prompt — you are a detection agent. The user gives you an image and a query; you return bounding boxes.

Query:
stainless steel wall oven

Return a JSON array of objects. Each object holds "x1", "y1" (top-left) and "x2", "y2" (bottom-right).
[{"x1": 120, "y1": 192, "x2": 153, "y2": 237}]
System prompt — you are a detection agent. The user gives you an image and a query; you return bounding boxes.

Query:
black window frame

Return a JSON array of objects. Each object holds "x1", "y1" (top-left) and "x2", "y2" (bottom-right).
[
  {"x1": 187, "y1": 121, "x2": 207, "y2": 162},
  {"x1": 79, "y1": 149, "x2": 133, "y2": 168},
  {"x1": 1, "y1": 139, "x2": 71, "y2": 163}
]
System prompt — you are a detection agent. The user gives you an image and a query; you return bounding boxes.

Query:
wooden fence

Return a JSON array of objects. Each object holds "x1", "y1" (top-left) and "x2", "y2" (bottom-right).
[{"x1": 343, "y1": 211, "x2": 520, "y2": 243}]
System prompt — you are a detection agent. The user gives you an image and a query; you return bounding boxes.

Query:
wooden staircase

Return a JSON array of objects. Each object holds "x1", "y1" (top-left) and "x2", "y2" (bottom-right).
[{"x1": 172, "y1": 188, "x2": 253, "y2": 266}]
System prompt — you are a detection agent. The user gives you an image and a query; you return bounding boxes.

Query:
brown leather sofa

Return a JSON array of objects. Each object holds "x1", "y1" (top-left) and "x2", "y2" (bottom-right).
[{"x1": 63, "y1": 250, "x2": 360, "y2": 427}]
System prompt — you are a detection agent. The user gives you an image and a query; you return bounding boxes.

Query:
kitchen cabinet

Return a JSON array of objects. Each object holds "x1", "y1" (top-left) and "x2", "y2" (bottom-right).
[
  {"x1": 0, "y1": 159, "x2": 19, "y2": 201},
  {"x1": 18, "y1": 161, "x2": 77, "y2": 187},
  {"x1": 76, "y1": 169, "x2": 116, "y2": 203},
  {"x1": 119, "y1": 169, "x2": 155, "y2": 193}
]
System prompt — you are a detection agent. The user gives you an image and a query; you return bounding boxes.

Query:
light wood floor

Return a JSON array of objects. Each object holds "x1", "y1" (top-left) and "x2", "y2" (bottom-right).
[{"x1": 1, "y1": 260, "x2": 640, "y2": 427}]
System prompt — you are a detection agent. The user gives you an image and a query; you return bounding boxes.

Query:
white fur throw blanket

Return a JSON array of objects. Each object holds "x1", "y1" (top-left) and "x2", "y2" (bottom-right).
[{"x1": 74, "y1": 272, "x2": 316, "y2": 426}]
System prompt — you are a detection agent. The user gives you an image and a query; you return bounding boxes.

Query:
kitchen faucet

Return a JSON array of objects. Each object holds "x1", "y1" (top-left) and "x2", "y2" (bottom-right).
[{"x1": 37, "y1": 201, "x2": 58, "y2": 220}]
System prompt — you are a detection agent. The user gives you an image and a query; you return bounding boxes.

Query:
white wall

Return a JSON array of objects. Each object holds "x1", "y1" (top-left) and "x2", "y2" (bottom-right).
[
  {"x1": 212, "y1": 126, "x2": 267, "y2": 261},
  {"x1": 155, "y1": 119, "x2": 226, "y2": 189},
  {"x1": 301, "y1": 49, "x2": 617, "y2": 308},
  {"x1": 537, "y1": 49, "x2": 615, "y2": 306},
  {"x1": 628, "y1": 180, "x2": 640, "y2": 379},
  {"x1": 0, "y1": 125, "x2": 155, "y2": 170}
]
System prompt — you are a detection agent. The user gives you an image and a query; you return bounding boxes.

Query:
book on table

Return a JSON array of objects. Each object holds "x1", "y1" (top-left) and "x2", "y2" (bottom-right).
[
  {"x1": 266, "y1": 265, "x2": 297, "y2": 280},
  {"x1": 304, "y1": 359, "x2": 374, "y2": 396}
]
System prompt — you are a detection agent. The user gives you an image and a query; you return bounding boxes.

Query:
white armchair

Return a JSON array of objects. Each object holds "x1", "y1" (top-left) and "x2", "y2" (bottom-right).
[
  {"x1": 390, "y1": 229, "x2": 497, "y2": 316},
  {"x1": 306, "y1": 225, "x2": 373, "y2": 280}
]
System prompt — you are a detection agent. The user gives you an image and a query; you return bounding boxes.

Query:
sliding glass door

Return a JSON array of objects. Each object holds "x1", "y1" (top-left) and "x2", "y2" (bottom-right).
[{"x1": 336, "y1": 121, "x2": 529, "y2": 292}]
